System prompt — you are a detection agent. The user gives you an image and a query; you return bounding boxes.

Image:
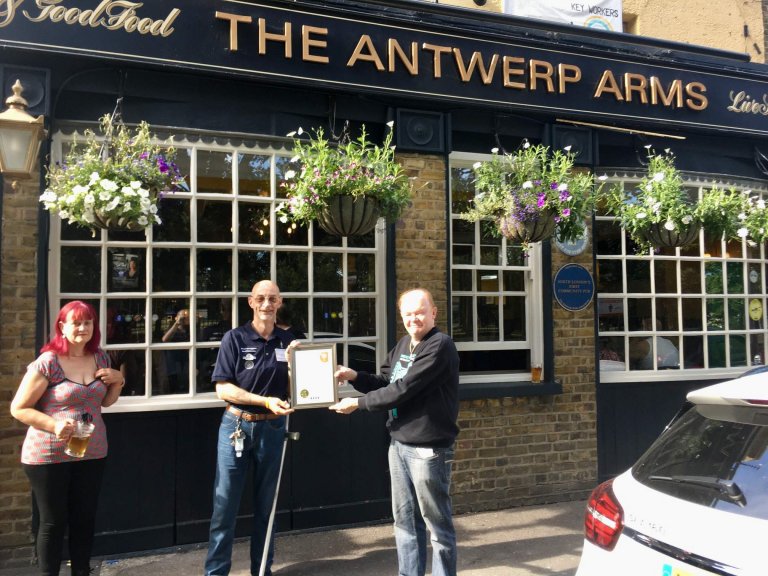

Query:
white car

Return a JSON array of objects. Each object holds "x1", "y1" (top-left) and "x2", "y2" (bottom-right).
[{"x1": 576, "y1": 373, "x2": 768, "y2": 576}]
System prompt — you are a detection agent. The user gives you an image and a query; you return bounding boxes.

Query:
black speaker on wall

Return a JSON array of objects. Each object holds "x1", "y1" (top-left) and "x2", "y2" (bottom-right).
[
  {"x1": 1, "y1": 66, "x2": 50, "y2": 117},
  {"x1": 395, "y1": 109, "x2": 447, "y2": 154},
  {"x1": 551, "y1": 125, "x2": 596, "y2": 165}
]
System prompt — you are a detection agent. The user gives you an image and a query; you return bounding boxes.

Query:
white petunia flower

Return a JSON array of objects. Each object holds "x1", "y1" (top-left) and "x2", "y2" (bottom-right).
[
  {"x1": 138, "y1": 215, "x2": 148, "y2": 226},
  {"x1": 738, "y1": 227, "x2": 749, "y2": 238},
  {"x1": 652, "y1": 172, "x2": 665, "y2": 182},
  {"x1": 636, "y1": 212, "x2": 647, "y2": 219},
  {"x1": 100, "y1": 179, "x2": 118, "y2": 192},
  {"x1": 522, "y1": 181, "x2": 533, "y2": 189},
  {"x1": 285, "y1": 170, "x2": 296, "y2": 179},
  {"x1": 664, "y1": 220, "x2": 675, "y2": 231}
]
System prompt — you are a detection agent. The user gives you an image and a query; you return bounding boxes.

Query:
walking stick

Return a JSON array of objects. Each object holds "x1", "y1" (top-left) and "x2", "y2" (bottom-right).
[{"x1": 258, "y1": 414, "x2": 300, "y2": 576}]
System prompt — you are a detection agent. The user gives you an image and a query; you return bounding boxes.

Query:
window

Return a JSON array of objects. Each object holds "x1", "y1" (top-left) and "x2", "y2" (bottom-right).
[
  {"x1": 49, "y1": 128, "x2": 386, "y2": 410},
  {"x1": 449, "y1": 153, "x2": 544, "y2": 383},
  {"x1": 596, "y1": 174, "x2": 768, "y2": 381}
]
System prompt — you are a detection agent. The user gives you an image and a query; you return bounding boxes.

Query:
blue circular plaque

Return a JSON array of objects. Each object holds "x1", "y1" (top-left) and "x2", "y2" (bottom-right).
[{"x1": 553, "y1": 264, "x2": 594, "y2": 311}]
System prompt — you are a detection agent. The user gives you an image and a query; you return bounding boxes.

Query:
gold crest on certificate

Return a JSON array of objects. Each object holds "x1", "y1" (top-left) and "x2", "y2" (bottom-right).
[{"x1": 289, "y1": 343, "x2": 338, "y2": 409}]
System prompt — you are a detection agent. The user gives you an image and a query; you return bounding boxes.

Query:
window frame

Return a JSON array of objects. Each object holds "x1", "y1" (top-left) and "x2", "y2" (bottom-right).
[
  {"x1": 47, "y1": 127, "x2": 388, "y2": 412},
  {"x1": 449, "y1": 151, "x2": 545, "y2": 385},
  {"x1": 596, "y1": 170, "x2": 768, "y2": 383}
]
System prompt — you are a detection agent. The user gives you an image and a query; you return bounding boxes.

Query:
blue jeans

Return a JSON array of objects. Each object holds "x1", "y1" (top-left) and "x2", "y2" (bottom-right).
[
  {"x1": 205, "y1": 411, "x2": 286, "y2": 576},
  {"x1": 388, "y1": 440, "x2": 457, "y2": 576}
]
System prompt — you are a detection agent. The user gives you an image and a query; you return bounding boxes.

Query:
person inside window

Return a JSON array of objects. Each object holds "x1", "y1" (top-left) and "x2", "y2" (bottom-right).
[{"x1": 630, "y1": 317, "x2": 680, "y2": 370}]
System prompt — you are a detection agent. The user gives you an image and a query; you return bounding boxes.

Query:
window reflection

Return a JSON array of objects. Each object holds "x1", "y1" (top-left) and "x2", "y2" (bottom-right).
[
  {"x1": 347, "y1": 253, "x2": 375, "y2": 292},
  {"x1": 197, "y1": 250, "x2": 232, "y2": 292},
  {"x1": 313, "y1": 298, "x2": 343, "y2": 336},
  {"x1": 240, "y1": 154, "x2": 270, "y2": 197},
  {"x1": 153, "y1": 249, "x2": 190, "y2": 292},
  {"x1": 198, "y1": 150, "x2": 233, "y2": 194},
  {"x1": 314, "y1": 252, "x2": 343, "y2": 292},
  {"x1": 276, "y1": 252, "x2": 308, "y2": 292},
  {"x1": 154, "y1": 198, "x2": 190, "y2": 242},
  {"x1": 348, "y1": 298, "x2": 376, "y2": 337},
  {"x1": 60, "y1": 247, "x2": 100, "y2": 293},
  {"x1": 239, "y1": 251, "x2": 271, "y2": 291},
  {"x1": 239, "y1": 203, "x2": 271, "y2": 244},
  {"x1": 106, "y1": 299, "x2": 146, "y2": 345},
  {"x1": 108, "y1": 349, "x2": 145, "y2": 396},
  {"x1": 198, "y1": 200, "x2": 233, "y2": 243}
]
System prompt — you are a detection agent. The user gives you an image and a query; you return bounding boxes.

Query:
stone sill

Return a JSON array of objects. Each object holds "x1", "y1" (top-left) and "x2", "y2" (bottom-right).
[{"x1": 459, "y1": 380, "x2": 563, "y2": 400}]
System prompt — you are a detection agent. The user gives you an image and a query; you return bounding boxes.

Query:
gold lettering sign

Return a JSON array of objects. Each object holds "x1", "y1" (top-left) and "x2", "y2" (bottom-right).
[
  {"x1": 727, "y1": 90, "x2": 768, "y2": 115},
  {"x1": 0, "y1": 0, "x2": 180, "y2": 36},
  {"x1": 209, "y1": 13, "x2": 714, "y2": 114},
  {"x1": 0, "y1": 0, "x2": 181, "y2": 38}
]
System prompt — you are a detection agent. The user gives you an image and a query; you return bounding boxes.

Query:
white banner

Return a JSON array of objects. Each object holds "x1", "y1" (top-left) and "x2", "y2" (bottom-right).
[{"x1": 504, "y1": 0, "x2": 623, "y2": 32}]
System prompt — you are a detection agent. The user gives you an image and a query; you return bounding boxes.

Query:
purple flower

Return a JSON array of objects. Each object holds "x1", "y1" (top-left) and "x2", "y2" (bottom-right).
[
  {"x1": 562, "y1": 208, "x2": 571, "y2": 217},
  {"x1": 537, "y1": 193, "x2": 546, "y2": 208}
]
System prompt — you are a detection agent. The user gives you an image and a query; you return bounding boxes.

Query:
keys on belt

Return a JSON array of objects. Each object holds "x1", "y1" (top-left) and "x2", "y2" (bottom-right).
[{"x1": 229, "y1": 422, "x2": 245, "y2": 457}]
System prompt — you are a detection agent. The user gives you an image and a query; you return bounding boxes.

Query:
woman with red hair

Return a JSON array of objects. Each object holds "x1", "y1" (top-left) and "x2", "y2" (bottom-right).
[{"x1": 10, "y1": 301, "x2": 124, "y2": 576}]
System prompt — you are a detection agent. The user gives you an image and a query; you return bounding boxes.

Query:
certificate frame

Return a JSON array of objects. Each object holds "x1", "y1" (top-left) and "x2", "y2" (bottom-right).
[{"x1": 289, "y1": 343, "x2": 338, "y2": 409}]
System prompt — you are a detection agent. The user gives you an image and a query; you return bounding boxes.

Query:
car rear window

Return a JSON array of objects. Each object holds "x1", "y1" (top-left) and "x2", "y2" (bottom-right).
[{"x1": 632, "y1": 404, "x2": 768, "y2": 520}]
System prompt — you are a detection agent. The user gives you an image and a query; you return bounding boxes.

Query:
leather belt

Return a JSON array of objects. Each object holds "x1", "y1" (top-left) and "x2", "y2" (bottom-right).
[{"x1": 226, "y1": 405, "x2": 280, "y2": 422}]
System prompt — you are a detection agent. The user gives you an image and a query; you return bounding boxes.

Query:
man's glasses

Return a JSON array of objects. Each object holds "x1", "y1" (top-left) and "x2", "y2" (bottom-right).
[{"x1": 251, "y1": 295, "x2": 280, "y2": 305}]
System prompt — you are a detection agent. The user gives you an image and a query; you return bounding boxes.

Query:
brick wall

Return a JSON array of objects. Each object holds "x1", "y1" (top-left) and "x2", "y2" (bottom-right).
[
  {"x1": 0, "y1": 177, "x2": 40, "y2": 568},
  {"x1": 396, "y1": 152, "x2": 598, "y2": 513}
]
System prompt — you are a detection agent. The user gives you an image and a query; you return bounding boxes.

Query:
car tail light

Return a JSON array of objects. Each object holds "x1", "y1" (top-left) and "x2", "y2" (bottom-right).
[{"x1": 584, "y1": 479, "x2": 624, "y2": 551}]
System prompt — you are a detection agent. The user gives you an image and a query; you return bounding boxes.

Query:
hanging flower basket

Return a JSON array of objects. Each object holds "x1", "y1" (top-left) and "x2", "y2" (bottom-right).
[
  {"x1": 605, "y1": 147, "x2": 749, "y2": 253},
  {"x1": 461, "y1": 140, "x2": 601, "y2": 252},
  {"x1": 642, "y1": 221, "x2": 701, "y2": 248},
  {"x1": 39, "y1": 113, "x2": 186, "y2": 234},
  {"x1": 316, "y1": 194, "x2": 381, "y2": 237},
  {"x1": 277, "y1": 122, "x2": 412, "y2": 238},
  {"x1": 498, "y1": 210, "x2": 557, "y2": 245}
]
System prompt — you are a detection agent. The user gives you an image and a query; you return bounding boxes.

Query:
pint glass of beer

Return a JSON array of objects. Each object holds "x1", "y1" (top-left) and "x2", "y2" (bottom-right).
[
  {"x1": 65, "y1": 420, "x2": 96, "y2": 458},
  {"x1": 531, "y1": 363, "x2": 542, "y2": 384}
]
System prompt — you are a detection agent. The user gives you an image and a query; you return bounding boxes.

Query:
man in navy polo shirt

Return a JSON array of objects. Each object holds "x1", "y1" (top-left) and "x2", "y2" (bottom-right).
[{"x1": 205, "y1": 280, "x2": 297, "y2": 576}]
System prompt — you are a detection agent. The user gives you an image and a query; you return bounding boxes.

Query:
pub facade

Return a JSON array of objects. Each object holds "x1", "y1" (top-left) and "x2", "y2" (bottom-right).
[{"x1": 1, "y1": 0, "x2": 767, "y2": 567}]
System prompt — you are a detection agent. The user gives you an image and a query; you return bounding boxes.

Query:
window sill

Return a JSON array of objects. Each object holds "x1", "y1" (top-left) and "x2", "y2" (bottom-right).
[{"x1": 459, "y1": 379, "x2": 562, "y2": 400}]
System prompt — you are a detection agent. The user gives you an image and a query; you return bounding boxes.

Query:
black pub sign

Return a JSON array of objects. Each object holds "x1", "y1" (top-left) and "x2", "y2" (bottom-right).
[{"x1": 1, "y1": 0, "x2": 767, "y2": 135}]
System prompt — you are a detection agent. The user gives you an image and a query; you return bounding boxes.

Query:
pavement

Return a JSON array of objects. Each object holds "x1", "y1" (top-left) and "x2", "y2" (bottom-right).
[{"x1": 3, "y1": 499, "x2": 587, "y2": 576}]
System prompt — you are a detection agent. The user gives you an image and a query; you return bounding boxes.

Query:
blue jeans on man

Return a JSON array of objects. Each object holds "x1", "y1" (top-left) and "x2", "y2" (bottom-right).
[
  {"x1": 388, "y1": 439, "x2": 457, "y2": 576},
  {"x1": 205, "y1": 411, "x2": 286, "y2": 576}
]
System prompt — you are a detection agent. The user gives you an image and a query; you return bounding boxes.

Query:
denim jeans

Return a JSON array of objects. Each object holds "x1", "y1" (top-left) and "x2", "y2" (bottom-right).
[
  {"x1": 205, "y1": 411, "x2": 286, "y2": 576},
  {"x1": 388, "y1": 440, "x2": 457, "y2": 576}
]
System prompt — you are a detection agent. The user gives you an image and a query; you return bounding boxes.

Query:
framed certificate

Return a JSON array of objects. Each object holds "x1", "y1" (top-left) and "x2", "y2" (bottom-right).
[{"x1": 290, "y1": 343, "x2": 338, "y2": 409}]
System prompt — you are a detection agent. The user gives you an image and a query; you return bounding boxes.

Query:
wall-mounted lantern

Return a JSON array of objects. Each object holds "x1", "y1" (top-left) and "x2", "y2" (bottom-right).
[{"x1": 0, "y1": 79, "x2": 45, "y2": 183}]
